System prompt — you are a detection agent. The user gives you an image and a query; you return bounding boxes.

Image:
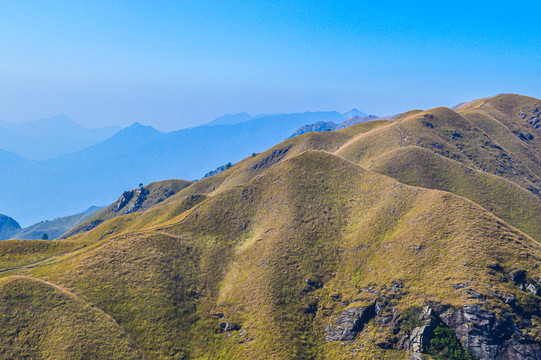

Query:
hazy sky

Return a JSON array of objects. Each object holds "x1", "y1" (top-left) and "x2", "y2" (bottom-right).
[{"x1": 0, "y1": 0, "x2": 539, "y2": 131}]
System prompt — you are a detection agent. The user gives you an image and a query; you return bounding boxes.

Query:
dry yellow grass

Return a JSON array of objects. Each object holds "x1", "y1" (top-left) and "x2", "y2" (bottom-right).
[{"x1": 0, "y1": 94, "x2": 540, "y2": 359}]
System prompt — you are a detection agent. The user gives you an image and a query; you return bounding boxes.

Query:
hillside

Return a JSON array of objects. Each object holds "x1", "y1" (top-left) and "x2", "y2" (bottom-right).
[
  {"x1": 0, "y1": 111, "x2": 344, "y2": 225},
  {"x1": 2, "y1": 206, "x2": 103, "y2": 241},
  {"x1": 62, "y1": 179, "x2": 192, "y2": 238},
  {"x1": 0, "y1": 94, "x2": 540, "y2": 359},
  {"x1": 0, "y1": 214, "x2": 21, "y2": 239}
]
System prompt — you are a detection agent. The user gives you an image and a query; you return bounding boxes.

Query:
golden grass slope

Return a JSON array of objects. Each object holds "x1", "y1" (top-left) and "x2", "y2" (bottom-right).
[
  {"x1": 0, "y1": 276, "x2": 143, "y2": 359},
  {"x1": 369, "y1": 145, "x2": 541, "y2": 241},
  {"x1": 0, "y1": 94, "x2": 540, "y2": 359},
  {"x1": 63, "y1": 178, "x2": 192, "y2": 238},
  {"x1": 1, "y1": 150, "x2": 540, "y2": 359}
]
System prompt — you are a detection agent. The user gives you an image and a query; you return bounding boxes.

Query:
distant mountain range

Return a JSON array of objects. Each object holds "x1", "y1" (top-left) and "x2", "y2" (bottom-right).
[
  {"x1": 0, "y1": 206, "x2": 103, "y2": 241},
  {"x1": 0, "y1": 110, "x2": 348, "y2": 225},
  {"x1": 0, "y1": 115, "x2": 120, "y2": 160},
  {"x1": 2, "y1": 94, "x2": 540, "y2": 360}
]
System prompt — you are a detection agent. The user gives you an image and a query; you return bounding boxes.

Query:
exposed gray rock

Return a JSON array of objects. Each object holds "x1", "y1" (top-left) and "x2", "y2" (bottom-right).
[
  {"x1": 219, "y1": 322, "x2": 241, "y2": 332},
  {"x1": 489, "y1": 290, "x2": 517, "y2": 305},
  {"x1": 288, "y1": 121, "x2": 337, "y2": 138},
  {"x1": 436, "y1": 304, "x2": 541, "y2": 360},
  {"x1": 124, "y1": 188, "x2": 149, "y2": 214},
  {"x1": 374, "y1": 301, "x2": 399, "y2": 331},
  {"x1": 409, "y1": 306, "x2": 438, "y2": 353},
  {"x1": 59, "y1": 219, "x2": 104, "y2": 239},
  {"x1": 526, "y1": 283, "x2": 539, "y2": 295},
  {"x1": 115, "y1": 190, "x2": 134, "y2": 212},
  {"x1": 324, "y1": 303, "x2": 375, "y2": 342}
]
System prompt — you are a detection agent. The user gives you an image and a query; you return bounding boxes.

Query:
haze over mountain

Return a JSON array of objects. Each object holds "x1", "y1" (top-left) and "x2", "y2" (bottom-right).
[
  {"x1": 0, "y1": 115, "x2": 120, "y2": 160},
  {"x1": 342, "y1": 108, "x2": 368, "y2": 119},
  {"x1": 289, "y1": 113, "x2": 381, "y2": 138},
  {"x1": 0, "y1": 110, "x2": 345, "y2": 225},
  {"x1": 0, "y1": 206, "x2": 103, "y2": 241},
  {"x1": 1, "y1": 94, "x2": 540, "y2": 360}
]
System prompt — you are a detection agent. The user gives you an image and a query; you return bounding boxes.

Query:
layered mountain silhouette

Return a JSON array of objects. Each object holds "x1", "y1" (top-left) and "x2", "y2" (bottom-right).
[
  {"x1": 0, "y1": 206, "x2": 103, "y2": 241},
  {"x1": 0, "y1": 115, "x2": 120, "y2": 160},
  {"x1": 1, "y1": 94, "x2": 540, "y2": 359},
  {"x1": 1, "y1": 111, "x2": 344, "y2": 225}
]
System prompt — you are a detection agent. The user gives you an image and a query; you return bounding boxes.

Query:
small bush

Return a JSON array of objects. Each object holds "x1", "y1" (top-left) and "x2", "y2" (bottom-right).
[{"x1": 428, "y1": 326, "x2": 476, "y2": 360}]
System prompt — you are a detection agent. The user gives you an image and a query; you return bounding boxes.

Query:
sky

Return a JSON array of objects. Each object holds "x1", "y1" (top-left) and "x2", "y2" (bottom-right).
[{"x1": 0, "y1": 0, "x2": 539, "y2": 131}]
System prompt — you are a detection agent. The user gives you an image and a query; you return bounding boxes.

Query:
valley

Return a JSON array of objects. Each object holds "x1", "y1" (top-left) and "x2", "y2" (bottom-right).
[{"x1": 1, "y1": 94, "x2": 540, "y2": 359}]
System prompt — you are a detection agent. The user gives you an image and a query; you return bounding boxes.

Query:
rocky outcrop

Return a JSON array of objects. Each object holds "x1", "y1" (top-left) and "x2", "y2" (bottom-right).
[
  {"x1": 324, "y1": 302, "x2": 375, "y2": 342},
  {"x1": 435, "y1": 304, "x2": 541, "y2": 360},
  {"x1": 398, "y1": 306, "x2": 439, "y2": 356},
  {"x1": 518, "y1": 103, "x2": 541, "y2": 131},
  {"x1": 219, "y1": 322, "x2": 241, "y2": 332},
  {"x1": 113, "y1": 188, "x2": 150, "y2": 215},
  {"x1": 409, "y1": 306, "x2": 438, "y2": 353},
  {"x1": 288, "y1": 114, "x2": 382, "y2": 138},
  {"x1": 288, "y1": 121, "x2": 337, "y2": 138},
  {"x1": 59, "y1": 220, "x2": 104, "y2": 239},
  {"x1": 124, "y1": 188, "x2": 149, "y2": 214},
  {"x1": 115, "y1": 191, "x2": 134, "y2": 212}
]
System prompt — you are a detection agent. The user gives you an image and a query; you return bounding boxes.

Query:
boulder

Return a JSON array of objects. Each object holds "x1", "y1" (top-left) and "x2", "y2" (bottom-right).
[{"x1": 324, "y1": 303, "x2": 375, "y2": 342}]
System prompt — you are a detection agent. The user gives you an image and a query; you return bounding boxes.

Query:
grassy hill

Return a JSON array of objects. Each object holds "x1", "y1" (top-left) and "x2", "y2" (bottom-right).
[
  {"x1": 0, "y1": 94, "x2": 540, "y2": 359},
  {"x1": 1, "y1": 111, "x2": 344, "y2": 226},
  {"x1": 1, "y1": 206, "x2": 103, "y2": 241}
]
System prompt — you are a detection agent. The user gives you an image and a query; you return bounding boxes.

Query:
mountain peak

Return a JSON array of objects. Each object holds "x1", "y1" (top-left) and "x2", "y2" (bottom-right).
[
  {"x1": 0, "y1": 214, "x2": 21, "y2": 239},
  {"x1": 108, "y1": 122, "x2": 163, "y2": 141},
  {"x1": 342, "y1": 108, "x2": 368, "y2": 119}
]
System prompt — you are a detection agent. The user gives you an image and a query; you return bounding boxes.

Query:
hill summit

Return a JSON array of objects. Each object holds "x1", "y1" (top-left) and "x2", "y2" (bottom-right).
[
  {"x1": 1, "y1": 94, "x2": 541, "y2": 359},
  {"x1": 0, "y1": 214, "x2": 21, "y2": 239}
]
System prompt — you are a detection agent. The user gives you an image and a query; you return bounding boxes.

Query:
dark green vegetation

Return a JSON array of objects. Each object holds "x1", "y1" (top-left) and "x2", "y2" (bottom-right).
[
  {"x1": 428, "y1": 327, "x2": 476, "y2": 360},
  {"x1": 0, "y1": 94, "x2": 540, "y2": 359}
]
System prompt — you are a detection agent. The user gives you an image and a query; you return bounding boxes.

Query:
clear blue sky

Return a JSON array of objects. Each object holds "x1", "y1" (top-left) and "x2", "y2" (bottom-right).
[{"x1": 0, "y1": 0, "x2": 539, "y2": 131}]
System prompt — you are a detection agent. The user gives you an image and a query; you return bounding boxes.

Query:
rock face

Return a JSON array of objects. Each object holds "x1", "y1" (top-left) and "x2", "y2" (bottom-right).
[
  {"x1": 409, "y1": 306, "x2": 438, "y2": 353},
  {"x1": 113, "y1": 188, "x2": 150, "y2": 214},
  {"x1": 398, "y1": 306, "x2": 439, "y2": 356},
  {"x1": 288, "y1": 121, "x2": 337, "y2": 138},
  {"x1": 115, "y1": 191, "x2": 134, "y2": 212},
  {"x1": 123, "y1": 188, "x2": 149, "y2": 214},
  {"x1": 325, "y1": 303, "x2": 375, "y2": 342},
  {"x1": 436, "y1": 305, "x2": 541, "y2": 360},
  {"x1": 288, "y1": 113, "x2": 381, "y2": 138},
  {"x1": 0, "y1": 214, "x2": 21, "y2": 240},
  {"x1": 60, "y1": 220, "x2": 104, "y2": 239}
]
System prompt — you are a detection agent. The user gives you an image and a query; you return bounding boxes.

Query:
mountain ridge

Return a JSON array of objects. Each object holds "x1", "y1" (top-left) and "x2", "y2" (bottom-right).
[
  {"x1": 1, "y1": 94, "x2": 541, "y2": 359},
  {"x1": 1, "y1": 111, "x2": 345, "y2": 225},
  {"x1": 0, "y1": 114, "x2": 120, "y2": 160}
]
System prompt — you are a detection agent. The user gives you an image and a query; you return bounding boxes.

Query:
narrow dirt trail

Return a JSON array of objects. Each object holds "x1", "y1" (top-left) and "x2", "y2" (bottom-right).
[{"x1": 1, "y1": 275, "x2": 147, "y2": 358}]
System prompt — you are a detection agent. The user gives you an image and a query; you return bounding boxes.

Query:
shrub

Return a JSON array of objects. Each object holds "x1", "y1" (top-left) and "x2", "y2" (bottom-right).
[{"x1": 428, "y1": 326, "x2": 476, "y2": 360}]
